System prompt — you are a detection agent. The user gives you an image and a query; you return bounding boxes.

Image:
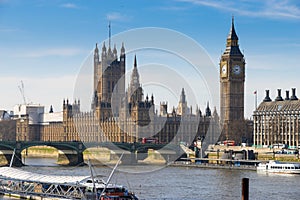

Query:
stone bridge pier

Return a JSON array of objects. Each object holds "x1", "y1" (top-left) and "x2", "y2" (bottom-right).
[
  {"x1": 56, "y1": 142, "x2": 85, "y2": 166},
  {"x1": 1, "y1": 149, "x2": 23, "y2": 167},
  {"x1": 57, "y1": 150, "x2": 84, "y2": 166},
  {"x1": 0, "y1": 142, "x2": 24, "y2": 167},
  {"x1": 119, "y1": 152, "x2": 138, "y2": 165}
]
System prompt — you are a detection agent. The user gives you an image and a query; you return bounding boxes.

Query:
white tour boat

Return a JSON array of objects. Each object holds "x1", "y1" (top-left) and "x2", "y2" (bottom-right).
[
  {"x1": 0, "y1": 153, "x2": 138, "y2": 200},
  {"x1": 257, "y1": 160, "x2": 300, "y2": 174}
]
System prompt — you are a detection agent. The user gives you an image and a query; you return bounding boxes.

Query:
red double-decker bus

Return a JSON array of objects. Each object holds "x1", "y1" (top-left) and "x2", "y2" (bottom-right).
[
  {"x1": 141, "y1": 137, "x2": 158, "y2": 144},
  {"x1": 223, "y1": 140, "x2": 236, "y2": 146}
]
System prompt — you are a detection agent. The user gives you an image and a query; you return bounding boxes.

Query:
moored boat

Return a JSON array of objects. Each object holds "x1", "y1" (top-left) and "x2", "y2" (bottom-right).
[
  {"x1": 257, "y1": 160, "x2": 300, "y2": 174},
  {"x1": 0, "y1": 166, "x2": 138, "y2": 200},
  {"x1": 0, "y1": 152, "x2": 138, "y2": 200}
]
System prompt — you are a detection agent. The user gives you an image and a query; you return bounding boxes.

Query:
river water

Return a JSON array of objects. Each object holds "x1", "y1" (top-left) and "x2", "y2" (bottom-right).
[{"x1": 1, "y1": 158, "x2": 300, "y2": 200}]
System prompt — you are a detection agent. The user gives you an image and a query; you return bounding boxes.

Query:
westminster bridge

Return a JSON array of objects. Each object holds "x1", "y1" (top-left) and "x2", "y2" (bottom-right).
[{"x1": 0, "y1": 141, "x2": 182, "y2": 167}]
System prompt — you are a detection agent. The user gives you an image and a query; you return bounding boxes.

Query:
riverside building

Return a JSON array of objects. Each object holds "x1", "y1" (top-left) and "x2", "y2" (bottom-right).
[{"x1": 253, "y1": 88, "x2": 300, "y2": 148}]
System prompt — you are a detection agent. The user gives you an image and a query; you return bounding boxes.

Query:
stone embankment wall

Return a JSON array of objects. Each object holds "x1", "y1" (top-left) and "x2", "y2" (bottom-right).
[
  {"x1": 209, "y1": 145, "x2": 300, "y2": 162},
  {"x1": 0, "y1": 146, "x2": 167, "y2": 166}
]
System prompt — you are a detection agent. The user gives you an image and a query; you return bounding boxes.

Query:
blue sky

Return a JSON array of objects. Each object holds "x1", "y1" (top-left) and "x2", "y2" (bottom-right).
[{"x1": 0, "y1": 0, "x2": 300, "y2": 118}]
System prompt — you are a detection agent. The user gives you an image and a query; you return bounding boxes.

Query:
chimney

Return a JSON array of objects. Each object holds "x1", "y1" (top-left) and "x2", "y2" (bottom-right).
[
  {"x1": 275, "y1": 89, "x2": 283, "y2": 101},
  {"x1": 285, "y1": 90, "x2": 290, "y2": 100},
  {"x1": 290, "y1": 88, "x2": 298, "y2": 100},
  {"x1": 263, "y1": 90, "x2": 272, "y2": 102}
]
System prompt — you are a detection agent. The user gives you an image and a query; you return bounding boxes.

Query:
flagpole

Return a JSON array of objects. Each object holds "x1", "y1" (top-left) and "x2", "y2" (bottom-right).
[{"x1": 254, "y1": 90, "x2": 257, "y2": 110}]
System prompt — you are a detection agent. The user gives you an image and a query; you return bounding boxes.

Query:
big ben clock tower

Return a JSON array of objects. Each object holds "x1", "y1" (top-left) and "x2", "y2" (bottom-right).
[{"x1": 220, "y1": 17, "x2": 245, "y2": 141}]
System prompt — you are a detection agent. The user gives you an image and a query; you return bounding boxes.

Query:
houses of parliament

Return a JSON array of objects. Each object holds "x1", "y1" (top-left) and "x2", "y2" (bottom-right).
[{"x1": 0, "y1": 19, "x2": 253, "y2": 146}]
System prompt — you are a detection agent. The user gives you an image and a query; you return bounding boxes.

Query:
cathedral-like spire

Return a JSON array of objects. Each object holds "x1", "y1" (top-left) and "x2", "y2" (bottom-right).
[
  {"x1": 213, "y1": 106, "x2": 218, "y2": 117},
  {"x1": 120, "y1": 42, "x2": 125, "y2": 62},
  {"x1": 130, "y1": 55, "x2": 140, "y2": 88},
  {"x1": 94, "y1": 43, "x2": 99, "y2": 63},
  {"x1": 94, "y1": 43, "x2": 99, "y2": 53},
  {"x1": 102, "y1": 42, "x2": 106, "y2": 52},
  {"x1": 128, "y1": 55, "x2": 143, "y2": 104},
  {"x1": 151, "y1": 94, "x2": 154, "y2": 104},
  {"x1": 227, "y1": 16, "x2": 238, "y2": 41},
  {"x1": 113, "y1": 44, "x2": 117, "y2": 53},
  {"x1": 223, "y1": 16, "x2": 243, "y2": 56},
  {"x1": 113, "y1": 44, "x2": 117, "y2": 59},
  {"x1": 134, "y1": 54, "x2": 137, "y2": 68},
  {"x1": 121, "y1": 42, "x2": 125, "y2": 55},
  {"x1": 205, "y1": 101, "x2": 211, "y2": 117},
  {"x1": 180, "y1": 88, "x2": 186, "y2": 103},
  {"x1": 177, "y1": 88, "x2": 188, "y2": 116}
]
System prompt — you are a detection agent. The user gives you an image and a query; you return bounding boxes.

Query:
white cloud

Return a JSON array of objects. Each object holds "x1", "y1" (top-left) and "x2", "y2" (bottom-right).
[
  {"x1": 177, "y1": 0, "x2": 300, "y2": 19},
  {"x1": 158, "y1": 6, "x2": 190, "y2": 11},
  {"x1": 60, "y1": 3, "x2": 79, "y2": 9},
  {"x1": 106, "y1": 12, "x2": 130, "y2": 21}
]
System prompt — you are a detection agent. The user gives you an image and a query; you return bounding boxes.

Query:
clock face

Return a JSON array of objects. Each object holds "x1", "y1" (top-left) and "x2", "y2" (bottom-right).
[
  {"x1": 233, "y1": 65, "x2": 241, "y2": 75},
  {"x1": 221, "y1": 64, "x2": 227, "y2": 75}
]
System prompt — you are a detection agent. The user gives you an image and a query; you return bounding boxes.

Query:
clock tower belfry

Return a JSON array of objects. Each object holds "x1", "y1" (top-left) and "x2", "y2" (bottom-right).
[{"x1": 220, "y1": 17, "x2": 245, "y2": 140}]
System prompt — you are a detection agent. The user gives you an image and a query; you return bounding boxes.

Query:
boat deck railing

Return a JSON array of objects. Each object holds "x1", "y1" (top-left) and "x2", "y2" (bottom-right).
[{"x1": 0, "y1": 177, "x2": 86, "y2": 199}]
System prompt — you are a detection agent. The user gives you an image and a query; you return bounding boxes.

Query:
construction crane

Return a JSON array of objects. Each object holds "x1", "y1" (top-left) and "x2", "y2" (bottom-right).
[{"x1": 18, "y1": 80, "x2": 26, "y2": 105}]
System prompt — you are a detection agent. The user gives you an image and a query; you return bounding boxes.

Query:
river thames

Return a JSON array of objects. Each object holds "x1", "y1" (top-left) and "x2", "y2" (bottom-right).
[{"x1": 1, "y1": 158, "x2": 300, "y2": 200}]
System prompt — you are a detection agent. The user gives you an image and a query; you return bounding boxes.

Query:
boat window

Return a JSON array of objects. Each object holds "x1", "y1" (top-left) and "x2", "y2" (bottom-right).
[{"x1": 97, "y1": 189, "x2": 104, "y2": 193}]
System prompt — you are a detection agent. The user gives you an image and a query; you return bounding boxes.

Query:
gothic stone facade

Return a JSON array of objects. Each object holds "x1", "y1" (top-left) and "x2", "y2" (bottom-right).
[
  {"x1": 13, "y1": 42, "x2": 220, "y2": 146},
  {"x1": 55, "y1": 42, "x2": 221, "y2": 145}
]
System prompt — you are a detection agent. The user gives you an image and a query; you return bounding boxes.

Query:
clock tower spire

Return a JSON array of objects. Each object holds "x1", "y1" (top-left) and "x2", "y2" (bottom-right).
[
  {"x1": 220, "y1": 17, "x2": 245, "y2": 142},
  {"x1": 224, "y1": 16, "x2": 243, "y2": 57}
]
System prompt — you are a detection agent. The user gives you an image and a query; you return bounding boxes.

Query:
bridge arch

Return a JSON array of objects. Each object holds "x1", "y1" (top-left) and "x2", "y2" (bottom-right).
[
  {"x1": 22, "y1": 142, "x2": 86, "y2": 166},
  {"x1": 0, "y1": 141, "x2": 86, "y2": 167},
  {"x1": 20, "y1": 141, "x2": 86, "y2": 152}
]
